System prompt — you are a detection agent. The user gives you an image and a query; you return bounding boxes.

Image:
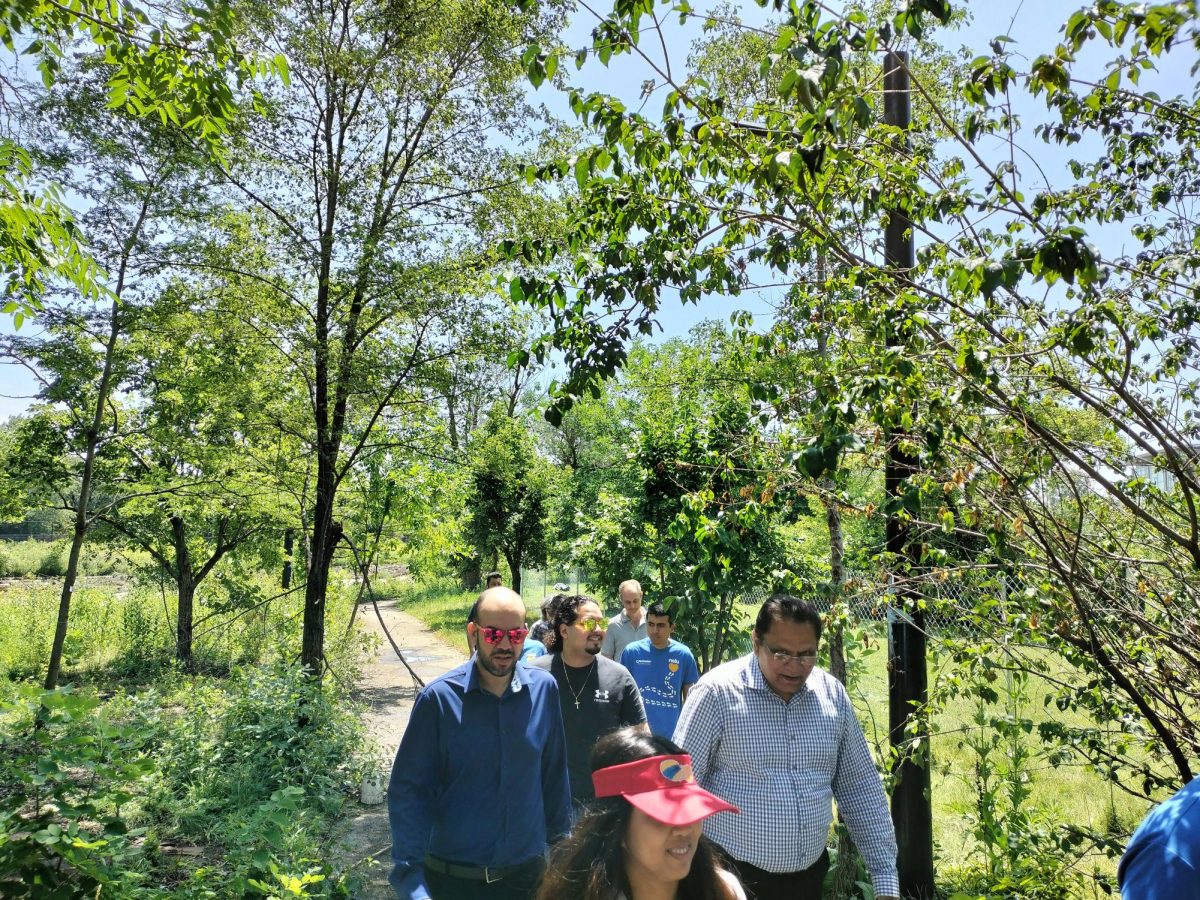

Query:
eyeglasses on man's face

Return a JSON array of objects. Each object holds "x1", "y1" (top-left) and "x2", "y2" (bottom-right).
[
  {"x1": 574, "y1": 617, "x2": 606, "y2": 632},
  {"x1": 478, "y1": 626, "x2": 528, "y2": 645},
  {"x1": 762, "y1": 644, "x2": 818, "y2": 665}
]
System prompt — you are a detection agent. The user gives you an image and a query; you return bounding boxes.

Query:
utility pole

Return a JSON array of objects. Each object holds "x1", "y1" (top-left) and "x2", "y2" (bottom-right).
[{"x1": 882, "y1": 49, "x2": 935, "y2": 899}]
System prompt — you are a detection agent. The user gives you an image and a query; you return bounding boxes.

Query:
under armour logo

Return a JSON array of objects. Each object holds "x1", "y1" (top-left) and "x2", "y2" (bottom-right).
[{"x1": 595, "y1": 689, "x2": 610, "y2": 701}]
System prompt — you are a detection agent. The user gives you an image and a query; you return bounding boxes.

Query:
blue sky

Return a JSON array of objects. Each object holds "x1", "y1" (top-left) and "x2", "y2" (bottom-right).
[{"x1": 2, "y1": 0, "x2": 1193, "y2": 420}]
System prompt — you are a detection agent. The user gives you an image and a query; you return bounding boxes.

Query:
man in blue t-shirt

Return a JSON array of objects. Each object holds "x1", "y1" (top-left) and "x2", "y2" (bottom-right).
[
  {"x1": 620, "y1": 602, "x2": 700, "y2": 737},
  {"x1": 1119, "y1": 776, "x2": 1200, "y2": 900}
]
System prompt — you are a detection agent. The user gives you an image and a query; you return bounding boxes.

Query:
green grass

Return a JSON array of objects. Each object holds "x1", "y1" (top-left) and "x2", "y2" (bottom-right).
[
  {"x1": 844, "y1": 633, "x2": 1149, "y2": 888},
  {"x1": 0, "y1": 561, "x2": 374, "y2": 897},
  {"x1": 0, "y1": 569, "x2": 367, "y2": 683}
]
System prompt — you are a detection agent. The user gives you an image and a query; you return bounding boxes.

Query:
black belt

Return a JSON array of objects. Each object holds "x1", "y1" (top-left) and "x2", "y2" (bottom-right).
[{"x1": 424, "y1": 854, "x2": 538, "y2": 884}]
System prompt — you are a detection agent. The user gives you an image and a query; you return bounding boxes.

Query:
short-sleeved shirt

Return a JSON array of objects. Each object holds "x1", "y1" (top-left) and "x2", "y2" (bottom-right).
[
  {"x1": 620, "y1": 638, "x2": 700, "y2": 737},
  {"x1": 520, "y1": 639, "x2": 547, "y2": 661},
  {"x1": 600, "y1": 609, "x2": 648, "y2": 659},
  {"x1": 529, "y1": 653, "x2": 647, "y2": 802}
]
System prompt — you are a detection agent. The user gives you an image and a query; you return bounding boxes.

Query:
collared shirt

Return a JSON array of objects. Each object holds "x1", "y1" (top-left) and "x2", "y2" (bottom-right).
[
  {"x1": 386, "y1": 658, "x2": 572, "y2": 900},
  {"x1": 673, "y1": 655, "x2": 899, "y2": 897},
  {"x1": 600, "y1": 609, "x2": 648, "y2": 660}
]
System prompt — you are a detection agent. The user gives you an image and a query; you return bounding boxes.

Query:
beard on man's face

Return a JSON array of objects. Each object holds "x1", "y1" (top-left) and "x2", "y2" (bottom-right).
[{"x1": 477, "y1": 645, "x2": 515, "y2": 677}]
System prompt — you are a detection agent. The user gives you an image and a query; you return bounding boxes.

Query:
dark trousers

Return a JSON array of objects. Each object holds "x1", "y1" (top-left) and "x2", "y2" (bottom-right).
[
  {"x1": 426, "y1": 857, "x2": 545, "y2": 900},
  {"x1": 727, "y1": 850, "x2": 830, "y2": 900}
]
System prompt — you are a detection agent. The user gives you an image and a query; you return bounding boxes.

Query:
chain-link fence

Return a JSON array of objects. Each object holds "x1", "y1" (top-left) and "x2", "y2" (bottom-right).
[
  {"x1": 0, "y1": 529, "x2": 66, "y2": 542},
  {"x1": 723, "y1": 570, "x2": 1028, "y2": 643},
  {"x1": 517, "y1": 567, "x2": 1024, "y2": 642}
]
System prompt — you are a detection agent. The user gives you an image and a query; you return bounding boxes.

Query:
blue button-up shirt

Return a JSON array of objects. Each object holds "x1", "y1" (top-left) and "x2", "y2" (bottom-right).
[
  {"x1": 673, "y1": 654, "x2": 899, "y2": 897},
  {"x1": 387, "y1": 659, "x2": 572, "y2": 900}
]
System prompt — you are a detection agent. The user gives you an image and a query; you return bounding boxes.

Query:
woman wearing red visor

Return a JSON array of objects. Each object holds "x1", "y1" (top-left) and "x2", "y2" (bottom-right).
[{"x1": 536, "y1": 728, "x2": 746, "y2": 900}]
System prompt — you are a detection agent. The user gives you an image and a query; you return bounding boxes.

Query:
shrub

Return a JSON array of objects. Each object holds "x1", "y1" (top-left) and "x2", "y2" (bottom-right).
[
  {"x1": 0, "y1": 684, "x2": 164, "y2": 898},
  {"x1": 158, "y1": 664, "x2": 363, "y2": 825},
  {"x1": 0, "y1": 668, "x2": 365, "y2": 899},
  {"x1": 0, "y1": 541, "x2": 44, "y2": 578},
  {"x1": 34, "y1": 544, "x2": 67, "y2": 577}
]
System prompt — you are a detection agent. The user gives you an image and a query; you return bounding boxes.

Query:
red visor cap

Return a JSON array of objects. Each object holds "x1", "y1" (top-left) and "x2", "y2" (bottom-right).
[{"x1": 591, "y1": 754, "x2": 739, "y2": 826}]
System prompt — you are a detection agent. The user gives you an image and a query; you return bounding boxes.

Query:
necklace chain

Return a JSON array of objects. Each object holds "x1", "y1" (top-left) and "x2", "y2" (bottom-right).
[{"x1": 561, "y1": 659, "x2": 594, "y2": 709}]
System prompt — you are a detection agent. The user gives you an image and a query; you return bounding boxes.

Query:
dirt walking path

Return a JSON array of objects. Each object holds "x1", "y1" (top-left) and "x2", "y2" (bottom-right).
[{"x1": 333, "y1": 599, "x2": 465, "y2": 898}]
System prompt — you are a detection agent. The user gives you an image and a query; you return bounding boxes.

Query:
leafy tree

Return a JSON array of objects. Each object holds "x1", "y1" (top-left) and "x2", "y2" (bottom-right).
[
  {"x1": 1, "y1": 62, "x2": 219, "y2": 686},
  {"x1": 91, "y1": 286, "x2": 291, "y2": 667},
  {"x1": 210, "y1": 0, "x2": 566, "y2": 673},
  {"x1": 0, "y1": 0, "x2": 282, "y2": 321},
  {"x1": 563, "y1": 330, "x2": 795, "y2": 668},
  {"x1": 464, "y1": 410, "x2": 560, "y2": 593},
  {"x1": 505, "y1": 0, "x2": 1200, "y2": 887}
]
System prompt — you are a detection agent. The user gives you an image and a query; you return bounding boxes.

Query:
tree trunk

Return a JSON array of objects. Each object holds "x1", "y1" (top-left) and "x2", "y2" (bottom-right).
[
  {"x1": 812, "y1": 248, "x2": 859, "y2": 900},
  {"x1": 826, "y1": 484, "x2": 848, "y2": 684},
  {"x1": 505, "y1": 552, "x2": 522, "y2": 594},
  {"x1": 45, "y1": 520, "x2": 88, "y2": 690},
  {"x1": 445, "y1": 383, "x2": 460, "y2": 452},
  {"x1": 171, "y1": 516, "x2": 196, "y2": 667},
  {"x1": 824, "y1": 482, "x2": 860, "y2": 900},
  {"x1": 282, "y1": 528, "x2": 294, "y2": 589},
  {"x1": 44, "y1": 296, "x2": 122, "y2": 690},
  {"x1": 301, "y1": 465, "x2": 339, "y2": 673}
]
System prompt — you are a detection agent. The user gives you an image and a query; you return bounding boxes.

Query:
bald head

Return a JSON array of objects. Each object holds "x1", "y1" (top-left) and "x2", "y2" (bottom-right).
[
  {"x1": 475, "y1": 586, "x2": 525, "y2": 623},
  {"x1": 468, "y1": 587, "x2": 527, "y2": 687}
]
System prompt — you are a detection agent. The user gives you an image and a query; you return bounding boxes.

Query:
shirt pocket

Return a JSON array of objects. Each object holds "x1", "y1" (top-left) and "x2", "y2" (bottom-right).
[{"x1": 790, "y1": 708, "x2": 840, "y2": 775}]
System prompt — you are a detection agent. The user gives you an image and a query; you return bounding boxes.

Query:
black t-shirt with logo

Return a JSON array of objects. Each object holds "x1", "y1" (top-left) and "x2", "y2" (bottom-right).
[{"x1": 528, "y1": 653, "x2": 647, "y2": 802}]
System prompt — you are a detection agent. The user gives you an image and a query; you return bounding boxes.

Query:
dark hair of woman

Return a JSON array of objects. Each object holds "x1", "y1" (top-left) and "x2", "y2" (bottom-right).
[{"x1": 534, "y1": 729, "x2": 738, "y2": 900}]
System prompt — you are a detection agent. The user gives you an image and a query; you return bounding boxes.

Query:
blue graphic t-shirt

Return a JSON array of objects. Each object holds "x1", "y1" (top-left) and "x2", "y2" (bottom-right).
[{"x1": 620, "y1": 638, "x2": 700, "y2": 737}]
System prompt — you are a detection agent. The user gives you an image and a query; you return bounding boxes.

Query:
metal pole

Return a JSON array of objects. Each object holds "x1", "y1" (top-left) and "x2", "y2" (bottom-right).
[{"x1": 882, "y1": 49, "x2": 935, "y2": 900}]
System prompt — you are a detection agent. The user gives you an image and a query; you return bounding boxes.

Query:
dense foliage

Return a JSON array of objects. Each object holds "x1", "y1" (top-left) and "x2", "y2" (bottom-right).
[{"x1": 5, "y1": 0, "x2": 1200, "y2": 895}]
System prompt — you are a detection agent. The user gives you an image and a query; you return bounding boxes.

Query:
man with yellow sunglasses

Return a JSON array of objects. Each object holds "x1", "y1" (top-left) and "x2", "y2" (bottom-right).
[{"x1": 529, "y1": 593, "x2": 648, "y2": 805}]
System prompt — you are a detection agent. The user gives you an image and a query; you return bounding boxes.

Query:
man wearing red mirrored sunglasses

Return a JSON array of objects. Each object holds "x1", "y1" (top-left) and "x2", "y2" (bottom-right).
[{"x1": 387, "y1": 587, "x2": 571, "y2": 900}]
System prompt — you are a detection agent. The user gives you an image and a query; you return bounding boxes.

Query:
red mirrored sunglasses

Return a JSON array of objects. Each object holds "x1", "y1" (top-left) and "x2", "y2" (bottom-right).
[{"x1": 477, "y1": 626, "x2": 528, "y2": 645}]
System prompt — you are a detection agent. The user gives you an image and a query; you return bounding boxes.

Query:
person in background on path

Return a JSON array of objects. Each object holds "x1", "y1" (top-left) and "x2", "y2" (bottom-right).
[
  {"x1": 534, "y1": 727, "x2": 746, "y2": 900},
  {"x1": 529, "y1": 594, "x2": 648, "y2": 805},
  {"x1": 485, "y1": 571, "x2": 503, "y2": 589},
  {"x1": 520, "y1": 635, "x2": 548, "y2": 661},
  {"x1": 387, "y1": 587, "x2": 571, "y2": 900},
  {"x1": 528, "y1": 594, "x2": 563, "y2": 650},
  {"x1": 620, "y1": 603, "x2": 700, "y2": 738},
  {"x1": 1119, "y1": 776, "x2": 1200, "y2": 900},
  {"x1": 601, "y1": 579, "x2": 648, "y2": 660},
  {"x1": 673, "y1": 595, "x2": 899, "y2": 900}
]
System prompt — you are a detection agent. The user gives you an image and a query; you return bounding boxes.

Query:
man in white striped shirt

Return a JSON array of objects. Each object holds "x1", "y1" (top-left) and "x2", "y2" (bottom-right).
[{"x1": 673, "y1": 595, "x2": 899, "y2": 900}]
